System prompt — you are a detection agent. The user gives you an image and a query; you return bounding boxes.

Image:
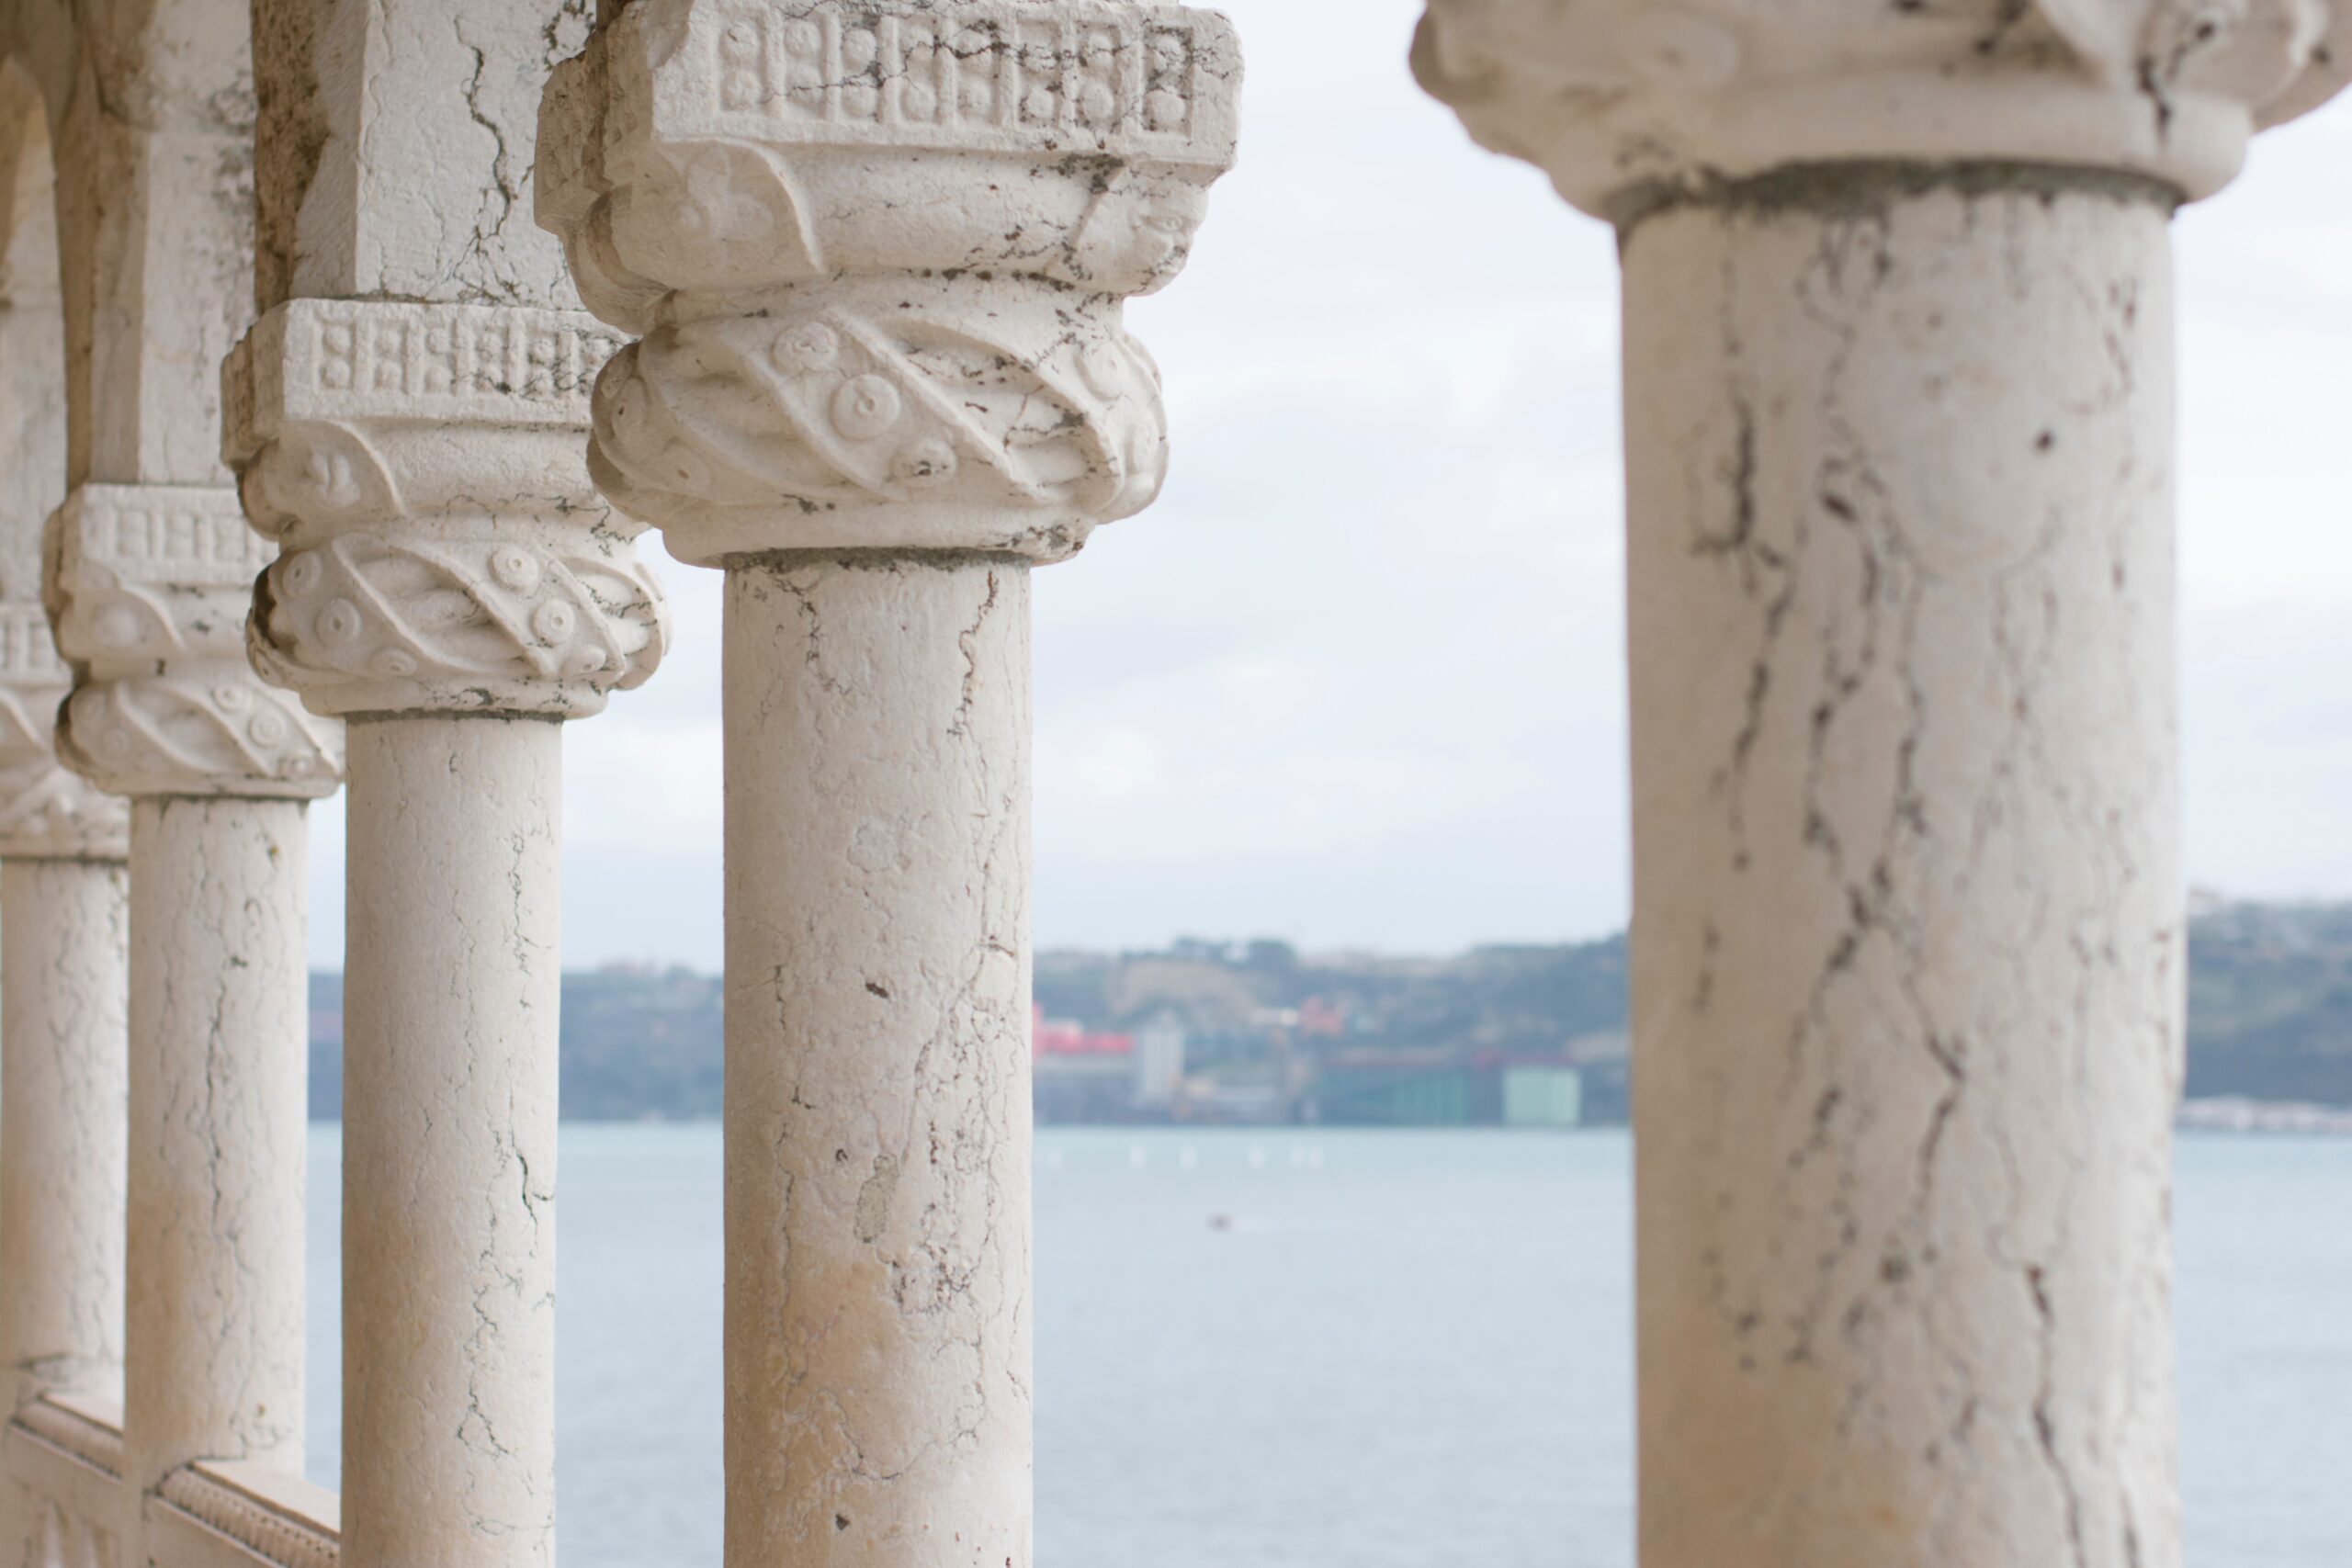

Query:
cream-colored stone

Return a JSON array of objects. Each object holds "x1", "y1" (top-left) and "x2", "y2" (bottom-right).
[
  {"x1": 0, "y1": 64, "x2": 123, "y2": 861},
  {"x1": 1408, "y1": 6, "x2": 2324, "y2": 1562},
  {"x1": 724, "y1": 556, "x2": 1034, "y2": 1564},
  {"x1": 1412, "y1": 0, "x2": 2352, "y2": 215},
  {"x1": 537, "y1": 6, "x2": 1238, "y2": 1559},
  {"x1": 123, "y1": 796, "x2": 311, "y2": 1545},
  {"x1": 340, "y1": 716, "x2": 560, "y2": 1568},
  {"x1": 47, "y1": 484, "x2": 340, "y2": 801},
  {"x1": 1623, "y1": 174, "x2": 2181, "y2": 1568},
  {"x1": 226, "y1": 296, "x2": 665, "y2": 721},
  {"x1": 249, "y1": 0, "x2": 588, "y2": 309},
  {"x1": 538, "y1": 0, "x2": 1241, "y2": 565},
  {"x1": 232, "y1": 8, "x2": 670, "y2": 1563},
  {"x1": 0, "y1": 59, "x2": 132, "y2": 1568},
  {"x1": 17, "y1": 15, "x2": 345, "y2": 1568},
  {"x1": 0, "y1": 858, "x2": 129, "y2": 1409}
]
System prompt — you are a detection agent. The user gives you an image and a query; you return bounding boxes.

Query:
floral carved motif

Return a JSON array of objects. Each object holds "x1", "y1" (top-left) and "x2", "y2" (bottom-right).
[
  {"x1": 537, "y1": 0, "x2": 1239, "y2": 561},
  {"x1": 44, "y1": 485, "x2": 344, "y2": 800},
  {"x1": 1411, "y1": 0, "x2": 2352, "y2": 214},
  {"x1": 248, "y1": 525, "x2": 664, "y2": 718},
  {"x1": 589, "y1": 278, "x2": 1167, "y2": 562},
  {"x1": 0, "y1": 605, "x2": 126, "y2": 858},
  {"x1": 226, "y1": 299, "x2": 668, "y2": 718}
]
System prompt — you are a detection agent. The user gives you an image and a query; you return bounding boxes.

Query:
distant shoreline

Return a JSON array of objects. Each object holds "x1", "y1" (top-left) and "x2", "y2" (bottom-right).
[
  {"x1": 301, "y1": 1107, "x2": 2352, "y2": 1137},
  {"x1": 2178, "y1": 1099, "x2": 2352, "y2": 1137}
]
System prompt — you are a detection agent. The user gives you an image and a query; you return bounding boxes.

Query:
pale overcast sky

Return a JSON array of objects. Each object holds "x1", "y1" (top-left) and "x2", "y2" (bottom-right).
[{"x1": 301, "y1": 2, "x2": 2352, "y2": 971}]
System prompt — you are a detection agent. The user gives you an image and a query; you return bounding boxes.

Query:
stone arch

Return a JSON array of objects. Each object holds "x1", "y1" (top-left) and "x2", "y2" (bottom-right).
[
  {"x1": 0, "y1": 0, "x2": 254, "y2": 491},
  {"x1": 0, "y1": 52, "x2": 66, "y2": 610}
]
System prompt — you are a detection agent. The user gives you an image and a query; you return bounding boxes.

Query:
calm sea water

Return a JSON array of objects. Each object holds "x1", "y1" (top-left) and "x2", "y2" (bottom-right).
[{"x1": 299, "y1": 1126, "x2": 2352, "y2": 1566}]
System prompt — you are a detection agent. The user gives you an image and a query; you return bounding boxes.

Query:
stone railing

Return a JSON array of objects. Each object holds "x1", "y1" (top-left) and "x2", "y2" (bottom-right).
[
  {"x1": 0, "y1": 2, "x2": 2339, "y2": 1567},
  {"x1": 5, "y1": 1394, "x2": 338, "y2": 1568}
]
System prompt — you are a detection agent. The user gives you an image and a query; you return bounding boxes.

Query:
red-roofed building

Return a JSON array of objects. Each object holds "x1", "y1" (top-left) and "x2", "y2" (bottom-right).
[{"x1": 1031, "y1": 1005, "x2": 1135, "y2": 1057}]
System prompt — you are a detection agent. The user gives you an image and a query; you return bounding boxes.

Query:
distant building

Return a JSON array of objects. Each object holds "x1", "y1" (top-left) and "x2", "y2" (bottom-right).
[
  {"x1": 1135, "y1": 1014, "x2": 1186, "y2": 1106},
  {"x1": 1503, "y1": 1067, "x2": 1583, "y2": 1129},
  {"x1": 1032, "y1": 1005, "x2": 1134, "y2": 1058}
]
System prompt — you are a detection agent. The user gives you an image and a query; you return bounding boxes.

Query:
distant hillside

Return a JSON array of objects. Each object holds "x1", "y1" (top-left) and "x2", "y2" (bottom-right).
[
  {"x1": 2187, "y1": 901, "x2": 2352, "y2": 1104},
  {"x1": 309, "y1": 966, "x2": 723, "y2": 1122},
  {"x1": 303, "y1": 900, "x2": 2352, "y2": 1121}
]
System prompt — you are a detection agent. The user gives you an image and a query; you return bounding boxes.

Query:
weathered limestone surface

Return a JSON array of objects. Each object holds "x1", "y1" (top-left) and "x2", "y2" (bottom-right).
[
  {"x1": 0, "y1": 857, "x2": 128, "y2": 1409},
  {"x1": 538, "y1": 0, "x2": 1241, "y2": 568},
  {"x1": 0, "y1": 61, "x2": 133, "y2": 1568},
  {"x1": 124, "y1": 796, "x2": 311, "y2": 1498},
  {"x1": 537, "y1": 3, "x2": 1237, "y2": 1558},
  {"x1": 339, "y1": 716, "x2": 560, "y2": 1568},
  {"x1": 27, "y1": 11, "x2": 344, "y2": 1568},
  {"x1": 0, "y1": 64, "x2": 125, "y2": 862},
  {"x1": 1412, "y1": 0, "x2": 2352, "y2": 217},
  {"x1": 1410, "y1": 5, "x2": 2350, "y2": 1568},
  {"x1": 725, "y1": 557, "x2": 1033, "y2": 1561},
  {"x1": 48, "y1": 483, "x2": 340, "y2": 800},
  {"x1": 250, "y1": 0, "x2": 588, "y2": 309},
  {"x1": 232, "y1": 6, "x2": 665, "y2": 1563},
  {"x1": 1625, "y1": 175, "x2": 2179, "y2": 1568}
]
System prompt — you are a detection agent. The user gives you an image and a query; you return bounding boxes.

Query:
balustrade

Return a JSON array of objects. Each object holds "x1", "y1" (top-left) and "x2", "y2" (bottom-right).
[{"x1": 0, "y1": 2, "x2": 2335, "y2": 1567}]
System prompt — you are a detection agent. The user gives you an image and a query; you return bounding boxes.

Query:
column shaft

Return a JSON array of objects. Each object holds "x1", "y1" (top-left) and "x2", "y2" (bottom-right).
[
  {"x1": 0, "y1": 857, "x2": 129, "y2": 1404},
  {"x1": 124, "y1": 799, "x2": 310, "y2": 1517},
  {"x1": 340, "y1": 716, "x2": 560, "y2": 1568},
  {"x1": 722, "y1": 557, "x2": 1035, "y2": 1564},
  {"x1": 1623, "y1": 172, "x2": 2180, "y2": 1568}
]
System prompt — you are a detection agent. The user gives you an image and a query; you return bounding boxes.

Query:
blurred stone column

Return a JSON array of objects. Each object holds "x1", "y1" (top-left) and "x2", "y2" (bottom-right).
[
  {"x1": 537, "y1": 4, "x2": 1238, "y2": 1558},
  {"x1": 40, "y1": 5, "x2": 343, "y2": 1563},
  {"x1": 0, "y1": 52, "x2": 130, "y2": 1450},
  {"x1": 228, "y1": 4, "x2": 668, "y2": 1565},
  {"x1": 1415, "y1": 6, "x2": 2352, "y2": 1566}
]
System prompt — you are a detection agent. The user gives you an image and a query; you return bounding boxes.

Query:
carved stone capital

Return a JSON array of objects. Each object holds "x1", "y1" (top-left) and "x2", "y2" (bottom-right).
[
  {"x1": 223, "y1": 299, "x2": 669, "y2": 717},
  {"x1": 537, "y1": 0, "x2": 1240, "y2": 563},
  {"x1": 1411, "y1": 0, "x2": 2352, "y2": 216},
  {"x1": 591, "y1": 273, "x2": 1168, "y2": 563},
  {"x1": 0, "y1": 606, "x2": 128, "y2": 860},
  {"x1": 45, "y1": 485, "x2": 343, "y2": 799}
]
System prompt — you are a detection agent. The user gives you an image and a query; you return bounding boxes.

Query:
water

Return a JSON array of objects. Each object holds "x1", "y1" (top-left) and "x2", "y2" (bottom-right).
[{"x1": 300, "y1": 1127, "x2": 2352, "y2": 1566}]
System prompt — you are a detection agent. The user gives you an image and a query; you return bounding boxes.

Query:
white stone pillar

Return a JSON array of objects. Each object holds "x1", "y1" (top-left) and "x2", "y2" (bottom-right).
[
  {"x1": 46, "y1": 489, "x2": 340, "y2": 1560},
  {"x1": 229, "y1": 6, "x2": 666, "y2": 1563},
  {"x1": 721, "y1": 556, "x2": 1033, "y2": 1557},
  {"x1": 0, "y1": 62, "x2": 131, "y2": 1436},
  {"x1": 537, "y1": 6, "x2": 1238, "y2": 1557},
  {"x1": 40, "y1": 6, "x2": 345, "y2": 1561},
  {"x1": 1413, "y1": 8, "x2": 2352, "y2": 1567}
]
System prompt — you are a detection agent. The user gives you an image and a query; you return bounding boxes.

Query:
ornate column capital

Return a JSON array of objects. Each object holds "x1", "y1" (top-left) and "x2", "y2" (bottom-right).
[
  {"x1": 1411, "y1": 0, "x2": 2352, "y2": 218},
  {"x1": 223, "y1": 299, "x2": 667, "y2": 719},
  {"x1": 45, "y1": 484, "x2": 341, "y2": 799},
  {"x1": 536, "y1": 0, "x2": 1242, "y2": 565},
  {"x1": 0, "y1": 606, "x2": 127, "y2": 859}
]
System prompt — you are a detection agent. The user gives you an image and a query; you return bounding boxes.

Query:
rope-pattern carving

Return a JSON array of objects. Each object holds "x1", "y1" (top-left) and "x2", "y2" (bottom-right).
[
  {"x1": 0, "y1": 648, "x2": 126, "y2": 857},
  {"x1": 589, "y1": 282, "x2": 1168, "y2": 558},
  {"x1": 56, "y1": 668, "x2": 342, "y2": 800},
  {"x1": 14, "y1": 1397, "x2": 124, "y2": 1477},
  {"x1": 249, "y1": 528, "x2": 666, "y2": 718},
  {"x1": 158, "y1": 1467, "x2": 339, "y2": 1568}
]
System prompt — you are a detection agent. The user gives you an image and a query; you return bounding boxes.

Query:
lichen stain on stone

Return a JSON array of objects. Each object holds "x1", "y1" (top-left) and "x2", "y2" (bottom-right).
[{"x1": 854, "y1": 1153, "x2": 900, "y2": 1244}]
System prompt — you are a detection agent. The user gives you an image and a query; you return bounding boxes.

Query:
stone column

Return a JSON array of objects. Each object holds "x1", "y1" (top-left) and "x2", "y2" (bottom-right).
[
  {"x1": 0, "y1": 59, "x2": 131, "y2": 1422},
  {"x1": 40, "y1": 5, "x2": 344, "y2": 1562},
  {"x1": 1414, "y1": 7, "x2": 2350, "y2": 1568},
  {"x1": 228, "y1": 6, "x2": 666, "y2": 1564},
  {"x1": 537, "y1": 5, "x2": 1238, "y2": 1557}
]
